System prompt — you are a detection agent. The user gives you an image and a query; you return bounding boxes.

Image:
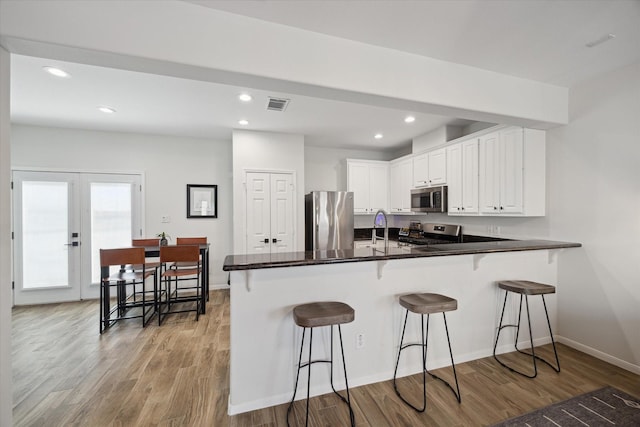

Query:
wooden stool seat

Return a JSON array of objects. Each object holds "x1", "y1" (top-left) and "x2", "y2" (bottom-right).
[
  {"x1": 399, "y1": 293, "x2": 457, "y2": 314},
  {"x1": 293, "y1": 301, "x2": 355, "y2": 328},
  {"x1": 497, "y1": 280, "x2": 556, "y2": 295}
]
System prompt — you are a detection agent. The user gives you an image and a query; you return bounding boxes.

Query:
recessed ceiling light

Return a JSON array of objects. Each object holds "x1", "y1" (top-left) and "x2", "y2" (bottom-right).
[
  {"x1": 238, "y1": 119, "x2": 249, "y2": 126},
  {"x1": 43, "y1": 66, "x2": 71, "y2": 78},
  {"x1": 238, "y1": 93, "x2": 252, "y2": 102},
  {"x1": 374, "y1": 133, "x2": 383, "y2": 139},
  {"x1": 97, "y1": 106, "x2": 116, "y2": 114},
  {"x1": 404, "y1": 116, "x2": 416, "y2": 123}
]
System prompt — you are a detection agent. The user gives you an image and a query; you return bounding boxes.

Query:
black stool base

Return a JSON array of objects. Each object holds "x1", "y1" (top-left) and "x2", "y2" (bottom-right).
[
  {"x1": 286, "y1": 325, "x2": 355, "y2": 427},
  {"x1": 393, "y1": 310, "x2": 461, "y2": 413},
  {"x1": 493, "y1": 291, "x2": 561, "y2": 379}
]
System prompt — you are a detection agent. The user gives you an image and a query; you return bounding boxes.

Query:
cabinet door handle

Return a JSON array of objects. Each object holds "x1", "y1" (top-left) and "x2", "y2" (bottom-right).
[
  {"x1": 461, "y1": 207, "x2": 465, "y2": 211},
  {"x1": 493, "y1": 206, "x2": 498, "y2": 210},
  {"x1": 500, "y1": 206, "x2": 504, "y2": 210}
]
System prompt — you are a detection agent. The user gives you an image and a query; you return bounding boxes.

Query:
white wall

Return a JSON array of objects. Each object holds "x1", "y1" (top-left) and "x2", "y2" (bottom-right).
[
  {"x1": 412, "y1": 125, "x2": 462, "y2": 153},
  {"x1": 547, "y1": 62, "x2": 640, "y2": 372},
  {"x1": 0, "y1": 46, "x2": 13, "y2": 427},
  {"x1": 232, "y1": 130, "x2": 305, "y2": 254},
  {"x1": 11, "y1": 124, "x2": 233, "y2": 286}
]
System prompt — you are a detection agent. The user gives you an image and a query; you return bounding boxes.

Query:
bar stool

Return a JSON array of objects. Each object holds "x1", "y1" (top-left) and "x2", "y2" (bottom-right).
[
  {"x1": 493, "y1": 280, "x2": 560, "y2": 378},
  {"x1": 393, "y1": 293, "x2": 461, "y2": 412},
  {"x1": 286, "y1": 301, "x2": 356, "y2": 427}
]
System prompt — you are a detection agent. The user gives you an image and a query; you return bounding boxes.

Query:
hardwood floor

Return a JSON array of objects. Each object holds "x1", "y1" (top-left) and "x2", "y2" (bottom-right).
[{"x1": 12, "y1": 289, "x2": 640, "y2": 426}]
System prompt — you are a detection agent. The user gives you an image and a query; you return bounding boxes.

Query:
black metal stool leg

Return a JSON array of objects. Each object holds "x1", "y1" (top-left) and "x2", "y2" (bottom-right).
[
  {"x1": 426, "y1": 312, "x2": 462, "y2": 403},
  {"x1": 393, "y1": 309, "x2": 427, "y2": 412},
  {"x1": 337, "y1": 325, "x2": 356, "y2": 426},
  {"x1": 494, "y1": 290, "x2": 561, "y2": 378},
  {"x1": 541, "y1": 295, "x2": 561, "y2": 372},
  {"x1": 287, "y1": 327, "x2": 307, "y2": 427}
]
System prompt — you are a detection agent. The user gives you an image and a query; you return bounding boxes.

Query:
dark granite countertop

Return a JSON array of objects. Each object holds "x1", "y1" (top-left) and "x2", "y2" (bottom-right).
[{"x1": 223, "y1": 239, "x2": 581, "y2": 271}]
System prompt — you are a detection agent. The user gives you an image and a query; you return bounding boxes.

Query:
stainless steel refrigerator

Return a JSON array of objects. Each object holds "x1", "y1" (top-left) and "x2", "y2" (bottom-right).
[{"x1": 305, "y1": 191, "x2": 354, "y2": 251}]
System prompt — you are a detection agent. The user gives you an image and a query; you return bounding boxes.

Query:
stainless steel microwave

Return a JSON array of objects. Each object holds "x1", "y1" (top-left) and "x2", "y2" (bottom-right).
[{"x1": 410, "y1": 186, "x2": 448, "y2": 213}]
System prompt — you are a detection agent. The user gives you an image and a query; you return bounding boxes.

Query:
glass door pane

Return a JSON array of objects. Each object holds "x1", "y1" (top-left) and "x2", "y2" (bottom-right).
[
  {"x1": 21, "y1": 181, "x2": 69, "y2": 288},
  {"x1": 89, "y1": 182, "x2": 133, "y2": 282},
  {"x1": 80, "y1": 173, "x2": 142, "y2": 300},
  {"x1": 12, "y1": 171, "x2": 81, "y2": 305}
]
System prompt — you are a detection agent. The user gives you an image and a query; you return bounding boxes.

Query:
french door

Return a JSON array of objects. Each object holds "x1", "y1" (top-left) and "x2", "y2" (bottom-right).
[{"x1": 12, "y1": 171, "x2": 142, "y2": 305}]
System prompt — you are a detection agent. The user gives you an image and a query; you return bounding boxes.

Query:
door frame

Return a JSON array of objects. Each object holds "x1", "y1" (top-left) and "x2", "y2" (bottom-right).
[
  {"x1": 242, "y1": 168, "x2": 297, "y2": 255},
  {"x1": 11, "y1": 167, "x2": 146, "y2": 305}
]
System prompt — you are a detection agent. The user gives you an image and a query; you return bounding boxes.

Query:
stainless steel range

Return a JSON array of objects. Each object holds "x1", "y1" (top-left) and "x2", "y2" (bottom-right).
[{"x1": 398, "y1": 222, "x2": 462, "y2": 245}]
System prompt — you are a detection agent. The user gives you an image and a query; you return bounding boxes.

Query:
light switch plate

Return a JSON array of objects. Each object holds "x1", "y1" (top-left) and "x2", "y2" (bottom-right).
[{"x1": 161, "y1": 215, "x2": 171, "y2": 223}]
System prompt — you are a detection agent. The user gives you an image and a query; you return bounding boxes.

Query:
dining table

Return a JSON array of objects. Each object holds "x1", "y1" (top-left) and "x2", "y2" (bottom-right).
[{"x1": 143, "y1": 243, "x2": 210, "y2": 314}]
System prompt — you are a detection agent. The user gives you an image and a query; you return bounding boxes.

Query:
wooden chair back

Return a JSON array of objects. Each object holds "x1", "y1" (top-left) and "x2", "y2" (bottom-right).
[
  {"x1": 100, "y1": 247, "x2": 145, "y2": 268},
  {"x1": 132, "y1": 238, "x2": 160, "y2": 246},
  {"x1": 160, "y1": 245, "x2": 199, "y2": 263},
  {"x1": 176, "y1": 237, "x2": 207, "y2": 245}
]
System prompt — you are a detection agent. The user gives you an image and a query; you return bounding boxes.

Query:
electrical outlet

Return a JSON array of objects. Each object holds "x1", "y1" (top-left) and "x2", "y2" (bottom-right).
[
  {"x1": 161, "y1": 215, "x2": 171, "y2": 223},
  {"x1": 356, "y1": 333, "x2": 365, "y2": 349}
]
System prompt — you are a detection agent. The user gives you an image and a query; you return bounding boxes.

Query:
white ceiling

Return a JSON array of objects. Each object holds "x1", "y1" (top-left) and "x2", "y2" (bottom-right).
[{"x1": 9, "y1": 0, "x2": 640, "y2": 151}]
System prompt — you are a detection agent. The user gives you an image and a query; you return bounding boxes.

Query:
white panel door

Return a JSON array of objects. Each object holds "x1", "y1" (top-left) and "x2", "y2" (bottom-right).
[
  {"x1": 427, "y1": 148, "x2": 447, "y2": 185},
  {"x1": 461, "y1": 139, "x2": 479, "y2": 213},
  {"x1": 246, "y1": 171, "x2": 295, "y2": 254},
  {"x1": 479, "y1": 132, "x2": 501, "y2": 213},
  {"x1": 499, "y1": 128, "x2": 524, "y2": 213},
  {"x1": 270, "y1": 173, "x2": 294, "y2": 252},
  {"x1": 347, "y1": 162, "x2": 370, "y2": 214},
  {"x1": 446, "y1": 143, "x2": 462, "y2": 213},
  {"x1": 368, "y1": 163, "x2": 389, "y2": 212},
  {"x1": 13, "y1": 171, "x2": 81, "y2": 305},
  {"x1": 246, "y1": 172, "x2": 271, "y2": 254}
]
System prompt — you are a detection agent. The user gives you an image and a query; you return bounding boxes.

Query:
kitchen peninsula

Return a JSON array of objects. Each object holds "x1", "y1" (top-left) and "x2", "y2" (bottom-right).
[{"x1": 223, "y1": 239, "x2": 581, "y2": 415}]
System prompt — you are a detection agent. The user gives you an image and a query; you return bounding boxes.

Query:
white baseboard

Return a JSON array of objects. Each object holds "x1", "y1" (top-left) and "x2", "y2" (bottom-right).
[
  {"x1": 210, "y1": 282, "x2": 230, "y2": 290},
  {"x1": 557, "y1": 336, "x2": 640, "y2": 375},
  {"x1": 227, "y1": 336, "x2": 553, "y2": 415}
]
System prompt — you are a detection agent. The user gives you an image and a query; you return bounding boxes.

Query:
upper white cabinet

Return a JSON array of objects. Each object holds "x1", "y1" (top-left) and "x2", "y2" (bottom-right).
[
  {"x1": 447, "y1": 139, "x2": 479, "y2": 214},
  {"x1": 478, "y1": 127, "x2": 545, "y2": 216},
  {"x1": 413, "y1": 148, "x2": 446, "y2": 187},
  {"x1": 389, "y1": 157, "x2": 413, "y2": 213},
  {"x1": 347, "y1": 159, "x2": 389, "y2": 214}
]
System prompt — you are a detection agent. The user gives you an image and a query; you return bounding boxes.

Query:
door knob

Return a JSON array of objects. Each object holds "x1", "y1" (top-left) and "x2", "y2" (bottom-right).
[
  {"x1": 263, "y1": 238, "x2": 269, "y2": 244},
  {"x1": 64, "y1": 242, "x2": 79, "y2": 247},
  {"x1": 272, "y1": 238, "x2": 281, "y2": 243}
]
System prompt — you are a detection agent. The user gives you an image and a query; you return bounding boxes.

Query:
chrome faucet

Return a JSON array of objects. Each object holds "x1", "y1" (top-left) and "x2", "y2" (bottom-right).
[{"x1": 372, "y1": 209, "x2": 389, "y2": 248}]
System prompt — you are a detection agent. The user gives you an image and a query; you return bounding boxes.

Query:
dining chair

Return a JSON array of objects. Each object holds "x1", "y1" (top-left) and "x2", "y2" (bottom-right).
[
  {"x1": 158, "y1": 245, "x2": 202, "y2": 324},
  {"x1": 131, "y1": 238, "x2": 161, "y2": 270},
  {"x1": 175, "y1": 237, "x2": 209, "y2": 300},
  {"x1": 99, "y1": 247, "x2": 157, "y2": 333}
]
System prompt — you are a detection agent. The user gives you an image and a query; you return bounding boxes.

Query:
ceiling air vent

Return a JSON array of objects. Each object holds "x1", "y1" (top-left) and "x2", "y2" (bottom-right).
[{"x1": 266, "y1": 97, "x2": 290, "y2": 112}]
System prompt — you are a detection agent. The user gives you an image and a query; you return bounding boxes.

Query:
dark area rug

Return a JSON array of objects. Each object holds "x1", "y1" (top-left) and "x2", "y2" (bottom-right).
[{"x1": 493, "y1": 386, "x2": 640, "y2": 426}]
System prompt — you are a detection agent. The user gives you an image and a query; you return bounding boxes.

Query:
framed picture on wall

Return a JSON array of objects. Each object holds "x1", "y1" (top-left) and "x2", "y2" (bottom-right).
[{"x1": 187, "y1": 184, "x2": 217, "y2": 218}]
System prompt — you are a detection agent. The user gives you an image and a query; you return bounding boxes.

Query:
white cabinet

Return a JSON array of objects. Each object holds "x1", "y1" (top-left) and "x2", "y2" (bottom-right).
[
  {"x1": 479, "y1": 127, "x2": 545, "y2": 216},
  {"x1": 389, "y1": 157, "x2": 413, "y2": 213},
  {"x1": 347, "y1": 160, "x2": 389, "y2": 214},
  {"x1": 413, "y1": 148, "x2": 446, "y2": 187},
  {"x1": 447, "y1": 139, "x2": 479, "y2": 214}
]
